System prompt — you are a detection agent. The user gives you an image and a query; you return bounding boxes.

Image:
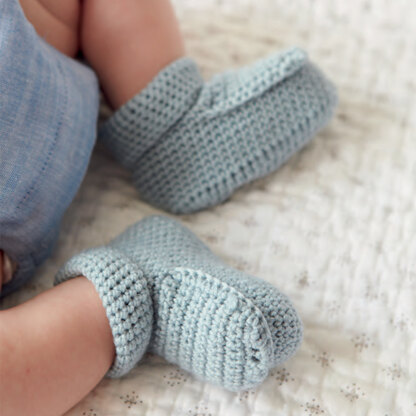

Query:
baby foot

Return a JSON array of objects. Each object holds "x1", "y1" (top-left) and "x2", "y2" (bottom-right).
[
  {"x1": 55, "y1": 216, "x2": 302, "y2": 390},
  {"x1": 0, "y1": 0, "x2": 99, "y2": 298},
  {"x1": 100, "y1": 48, "x2": 337, "y2": 213}
]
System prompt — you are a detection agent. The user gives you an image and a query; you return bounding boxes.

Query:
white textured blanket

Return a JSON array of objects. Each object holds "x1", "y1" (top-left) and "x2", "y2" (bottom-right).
[{"x1": 3, "y1": 0, "x2": 415, "y2": 415}]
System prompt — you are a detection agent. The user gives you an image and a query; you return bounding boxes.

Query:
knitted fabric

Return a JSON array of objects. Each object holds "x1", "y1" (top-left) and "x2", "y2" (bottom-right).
[
  {"x1": 55, "y1": 247, "x2": 153, "y2": 378},
  {"x1": 0, "y1": 0, "x2": 99, "y2": 297},
  {"x1": 100, "y1": 48, "x2": 337, "y2": 214},
  {"x1": 56, "y1": 215, "x2": 302, "y2": 390}
]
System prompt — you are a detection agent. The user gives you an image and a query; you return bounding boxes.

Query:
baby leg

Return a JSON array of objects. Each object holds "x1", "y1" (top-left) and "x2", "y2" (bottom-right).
[
  {"x1": 0, "y1": 277, "x2": 115, "y2": 416},
  {"x1": 82, "y1": 0, "x2": 185, "y2": 108},
  {"x1": 19, "y1": 0, "x2": 81, "y2": 57}
]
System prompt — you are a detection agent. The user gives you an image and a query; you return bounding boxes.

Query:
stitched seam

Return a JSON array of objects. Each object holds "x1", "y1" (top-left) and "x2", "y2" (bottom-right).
[
  {"x1": 15, "y1": 54, "x2": 68, "y2": 266},
  {"x1": 16, "y1": 54, "x2": 68, "y2": 213}
]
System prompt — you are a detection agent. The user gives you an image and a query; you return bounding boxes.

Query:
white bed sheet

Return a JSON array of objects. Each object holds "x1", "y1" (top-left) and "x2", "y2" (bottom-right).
[{"x1": 2, "y1": 0, "x2": 415, "y2": 414}]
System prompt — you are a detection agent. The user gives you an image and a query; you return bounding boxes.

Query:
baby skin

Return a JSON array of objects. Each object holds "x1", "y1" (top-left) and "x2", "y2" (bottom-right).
[{"x1": 0, "y1": 0, "x2": 337, "y2": 414}]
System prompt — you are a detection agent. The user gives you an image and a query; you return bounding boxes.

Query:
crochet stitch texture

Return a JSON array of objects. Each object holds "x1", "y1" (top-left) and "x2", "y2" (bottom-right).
[
  {"x1": 100, "y1": 47, "x2": 337, "y2": 214},
  {"x1": 55, "y1": 216, "x2": 302, "y2": 390}
]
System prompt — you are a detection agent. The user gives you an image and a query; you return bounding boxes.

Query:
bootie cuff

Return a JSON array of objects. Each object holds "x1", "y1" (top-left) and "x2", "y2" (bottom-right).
[
  {"x1": 99, "y1": 58, "x2": 204, "y2": 169},
  {"x1": 55, "y1": 247, "x2": 153, "y2": 378}
]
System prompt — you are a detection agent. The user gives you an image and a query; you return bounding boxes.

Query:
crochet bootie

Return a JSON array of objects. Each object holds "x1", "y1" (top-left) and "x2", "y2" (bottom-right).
[
  {"x1": 0, "y1": 1, "x2": 99, "y2": 297},
  {"x1": 100, "y1": 48, "x2": 337, "y2": 214},
  {"x1": 55, "y1": 216, "x2": 302, "y2": 390}
]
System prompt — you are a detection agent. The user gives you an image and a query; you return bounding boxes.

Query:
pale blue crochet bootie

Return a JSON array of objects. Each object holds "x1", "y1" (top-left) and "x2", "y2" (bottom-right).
[
  {"x1": 0, "y1": 0, "x2": 99, "y2": 298},
  {"x1": 100, "y1": 48, "x2": 337, "y2": 214},
  {"x1": 55, "y1": 216, "x2": 302, "y2": 390}
]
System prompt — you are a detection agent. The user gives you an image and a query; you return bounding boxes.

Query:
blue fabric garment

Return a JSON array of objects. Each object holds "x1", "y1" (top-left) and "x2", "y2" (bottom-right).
[
  {"x1": 56, "y1": 215, "x2": 303, "y2": 390},
  {"x1": 0, "y1": 0, "x2": 99, "y2": 298},
  {"x1": 100, "y1": 48, "x2": 337, "y2": 214}
]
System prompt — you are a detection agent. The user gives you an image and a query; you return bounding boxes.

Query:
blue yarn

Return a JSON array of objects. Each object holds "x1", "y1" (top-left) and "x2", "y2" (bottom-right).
[
  {"x1": 100, "y1": 48, "x2": 337, "y2": 214},
  {"x1": 55, "y1": 216, "x2": 302, "y2": 390}
]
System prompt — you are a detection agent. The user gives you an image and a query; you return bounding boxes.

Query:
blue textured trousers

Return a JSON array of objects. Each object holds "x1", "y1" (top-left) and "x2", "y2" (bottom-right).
[{"x1": 0, "y1": 0, "x2": 99, "y2": 297}]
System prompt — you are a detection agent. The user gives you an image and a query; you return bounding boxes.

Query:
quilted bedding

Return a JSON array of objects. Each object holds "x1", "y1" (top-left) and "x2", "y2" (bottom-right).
[{"x1": 2, "y1": 0, "x2": 415, "y2": 415}]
